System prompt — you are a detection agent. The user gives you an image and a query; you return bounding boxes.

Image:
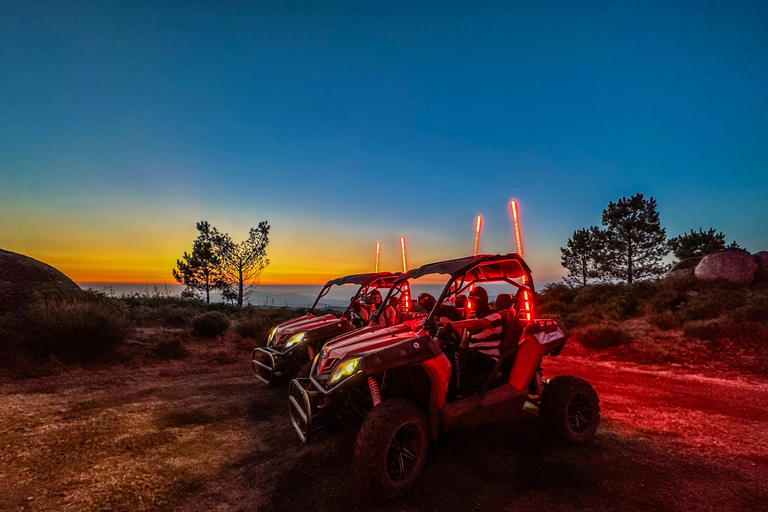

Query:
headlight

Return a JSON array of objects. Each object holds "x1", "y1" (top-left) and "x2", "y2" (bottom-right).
[
  {"x1": 284, "y1": 332, "x2": 307, "y2": 349},
  {"x1": 268, "y1": 327, "x2": 278, "y2": 345},
  {"x1": 329, "y1": 357, "x2": 361, "y2": 384}
]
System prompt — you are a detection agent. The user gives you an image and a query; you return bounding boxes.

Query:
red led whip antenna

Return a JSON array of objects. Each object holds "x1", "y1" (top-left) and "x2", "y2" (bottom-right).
[
  {"x1": 473, "y1": 214, "x2": 483, "y2": 256},
  {"x1": 400, "y1": 237, "x2": 408, "y2": 273},
  {"x1": 510, "y1": 199, "x2": 532, "y2": 321}
]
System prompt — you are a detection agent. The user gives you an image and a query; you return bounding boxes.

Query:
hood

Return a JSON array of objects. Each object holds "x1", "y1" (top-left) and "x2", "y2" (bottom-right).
[
  {"x1": 274, "y1": 313, "x2": 338, "y2": 344},
  {"x1": 321, "y1": 323, "x2": 419, "y2": 362}
]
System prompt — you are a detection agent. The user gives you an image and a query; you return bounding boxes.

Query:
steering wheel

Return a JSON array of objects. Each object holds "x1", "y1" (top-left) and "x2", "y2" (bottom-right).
[{"x1": 436, "y1": 323, "x2": 461, "y2": 347}]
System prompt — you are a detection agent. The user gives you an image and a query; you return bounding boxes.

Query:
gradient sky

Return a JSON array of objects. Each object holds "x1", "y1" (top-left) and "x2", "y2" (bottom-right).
[{"x1": 2, "y1": 0, "x2": 767, "y2": 285}]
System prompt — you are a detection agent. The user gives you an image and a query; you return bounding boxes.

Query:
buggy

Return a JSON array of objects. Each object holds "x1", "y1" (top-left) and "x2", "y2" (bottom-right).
[
  {"x1": 288, "y1": 254, "x2": 600, "y2": 498},
  {"x1": 252, "y1": 272, "x2": 404, "y2": 385}
]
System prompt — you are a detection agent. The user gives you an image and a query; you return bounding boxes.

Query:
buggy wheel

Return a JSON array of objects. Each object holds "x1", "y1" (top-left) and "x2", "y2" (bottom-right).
[
  {"x1": 354, "y1": 398, "x2": 428, "y2": 500},
  {"x1": 540, "y1": 376, "x2": 600, "y2": 444}
]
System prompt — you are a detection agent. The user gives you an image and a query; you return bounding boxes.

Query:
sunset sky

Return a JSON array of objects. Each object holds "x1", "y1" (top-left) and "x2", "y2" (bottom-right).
[{"x1": 2, "y1": 1, "x2": 767, "y2": 286}]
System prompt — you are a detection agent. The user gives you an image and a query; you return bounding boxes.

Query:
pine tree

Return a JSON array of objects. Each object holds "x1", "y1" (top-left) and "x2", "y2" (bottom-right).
[
  {"x1": 214, "y1": 221, "x2": 270, "y2": 307},
  {"x1": 598, "y1": 194, "x2": 669, "y2": 283},
  {"x1": 173, "y1": 221, "x2": 224, "y2": 303},
  {"x1": 561, "y1": 226, "x2": 603, "y2": 287},
  {"x1": 668, "y1": 228, "x2": 739, "y2": 260}
]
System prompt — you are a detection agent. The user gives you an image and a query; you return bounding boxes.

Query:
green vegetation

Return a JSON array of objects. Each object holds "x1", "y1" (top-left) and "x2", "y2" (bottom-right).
[
  {"x1": 173, "y1": 220, "x2": 270, "y2": 306},
  {"x1": 538, "y1": 279, "x2": 768, "y2": 375},
  {"x1": 561, "y1": 194, "x2": 741, "y2": 286},
  {"x1": 668, "y1": 228, "x2": 741, "y2": 260},
  {"x1": 0, "y1": 287, "x2": 310, "y2": 378}
]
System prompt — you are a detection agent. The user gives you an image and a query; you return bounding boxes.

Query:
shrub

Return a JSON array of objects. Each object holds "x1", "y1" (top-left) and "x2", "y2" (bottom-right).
[
  {"x1": 236, "y1": 316, "x2": 270, "y2": 340},
  {"x1": 162, "y1": 307, "x2": 189, "y2": 328},
  {"x1": 576, "y1": 326, "x2": 633, "y2": 349},
  {"x1": 24, "y1": 300, "x2": 131, "y2": 363},
  {"x1": 192, "y1": 311, "x2": 230, "y2": 338},
  {"x1": 649, "y1": 311, "x2": 683, "y2": 330},
  {"x1": 154, "y1": 336, "x2": 189, "y2": 360},
  {"x1": 683, "y1": 320, "x2": 725, "y2": 341}
]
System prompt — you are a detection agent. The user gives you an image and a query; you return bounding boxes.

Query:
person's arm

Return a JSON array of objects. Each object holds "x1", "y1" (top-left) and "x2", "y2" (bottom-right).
[{"x1": 440, "y1": 317, "x2": 494, "y2": 331}]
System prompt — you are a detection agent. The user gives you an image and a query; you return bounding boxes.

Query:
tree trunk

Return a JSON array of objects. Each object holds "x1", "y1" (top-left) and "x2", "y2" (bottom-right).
[
  {"x1": 581, "y1": 256, "x2": 587, "y2": 287},
  {"x1": 627, "y1": 242, "x2": 633, "y2": 284},
  {"x1": 237, "y1": 267, "x2": 244, "y2": 307}
]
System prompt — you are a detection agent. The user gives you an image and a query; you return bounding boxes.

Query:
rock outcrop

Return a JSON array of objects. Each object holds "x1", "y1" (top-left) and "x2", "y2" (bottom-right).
[
  {"x1": 754, "y1": 251, "x2": 768, "y2": 283},
  {"x1": 694, "y1": 248, "x2": 757, "y2": 285},
  {"x1": 0, "y1": 249, "x2": 83, "y2": 312},
  {"x1": 665, "y1": 256, "x2": 702, "y2": 280}
]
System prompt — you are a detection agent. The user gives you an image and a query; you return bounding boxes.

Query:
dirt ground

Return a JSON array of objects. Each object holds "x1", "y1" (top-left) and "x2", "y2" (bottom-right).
[{"x1": 1, "y1": 339, "x2": 767, "y2": 512}]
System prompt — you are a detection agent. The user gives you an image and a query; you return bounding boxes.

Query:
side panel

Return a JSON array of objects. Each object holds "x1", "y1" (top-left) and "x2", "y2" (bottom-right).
[
  {"x1": 420, "y1": 353, "x2": 452, "y2": 441},
  {"x1": 508, "y1": 335, "x2": 546, "y2": 391}
]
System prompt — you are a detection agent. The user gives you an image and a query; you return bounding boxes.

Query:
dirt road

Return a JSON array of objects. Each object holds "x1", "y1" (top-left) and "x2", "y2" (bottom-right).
[{"x1": 1, "y1": 351, "x2": 766, "y2": 511}]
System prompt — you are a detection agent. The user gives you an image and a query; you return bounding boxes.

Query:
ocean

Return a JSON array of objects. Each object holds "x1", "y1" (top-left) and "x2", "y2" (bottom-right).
[{"x1": 78, "y1": 280, "x2": 552, "y2": 309}]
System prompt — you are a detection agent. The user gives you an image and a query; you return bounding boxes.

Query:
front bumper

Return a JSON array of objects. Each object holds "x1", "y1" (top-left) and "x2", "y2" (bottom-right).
[
  {"x1": 251, "y1": 346, "x2": 302, "y2": 384},
  {"x1": 288, "y1": 367, "x2": 366, "y2": 443}
]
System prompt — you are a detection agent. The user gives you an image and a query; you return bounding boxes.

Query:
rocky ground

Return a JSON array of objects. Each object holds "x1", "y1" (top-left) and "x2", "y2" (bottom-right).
[{"x1": 1, "y1": 336, "x2": 766, "y2": 512}]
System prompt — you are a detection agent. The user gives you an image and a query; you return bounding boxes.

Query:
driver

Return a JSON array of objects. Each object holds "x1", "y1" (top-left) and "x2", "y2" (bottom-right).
[
  {"x1": 369, "y1": 289, "x2": 396, "y2": 327},
  {"x1": 348, "y1": 298, "x2": 369, "y2": 328}
]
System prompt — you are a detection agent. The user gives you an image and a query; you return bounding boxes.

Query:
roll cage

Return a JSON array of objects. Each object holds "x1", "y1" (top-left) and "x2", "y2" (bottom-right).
[
  {"x1": 380, "y1": 253, "x2": 535, "y2": 332},
  {"x1": 310, "y1": 272, "x2": 401, "y2": 315}
]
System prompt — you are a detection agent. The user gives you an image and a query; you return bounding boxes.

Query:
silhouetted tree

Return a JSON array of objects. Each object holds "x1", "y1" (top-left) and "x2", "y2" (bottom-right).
[
  {"x1": 597, "y1": 194, "x2": 668, "y2": 284},
  {"x1": 668, "y1": 228, "x2": 740, "y2": 260},
  {"x1": 214, "y1": 221, "x2": 270, "y2": 307},
  {"x1": 561, "y1": 226, "x2": 604, "y2": 287},
  {"x1": 173, "y1": 221, "x2": 224, "y2": 303}
]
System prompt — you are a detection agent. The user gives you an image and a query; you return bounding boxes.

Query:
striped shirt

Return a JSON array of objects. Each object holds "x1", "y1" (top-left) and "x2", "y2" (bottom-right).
[{"x1": 467, "y1": 312, "x2": 504, "y2": 359}]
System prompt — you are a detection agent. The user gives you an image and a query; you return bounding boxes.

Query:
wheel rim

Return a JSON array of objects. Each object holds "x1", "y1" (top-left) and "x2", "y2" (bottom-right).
[
  {"x1": 386, "y1": 422, "x2": 422, "y2": 482},
  {"x1": 566, "y1": 392, "x2": 594, "y2": 434}
]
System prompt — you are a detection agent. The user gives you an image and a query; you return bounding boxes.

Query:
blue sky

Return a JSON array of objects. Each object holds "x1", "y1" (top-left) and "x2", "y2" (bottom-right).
[{"x1": 1, "y1": 0, "x2": 766, "y2": 284}]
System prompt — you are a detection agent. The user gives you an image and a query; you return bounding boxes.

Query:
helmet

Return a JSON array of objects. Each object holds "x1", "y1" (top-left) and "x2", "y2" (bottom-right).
[
  {"x1": 417, "y1": 293, "x2": 436, "y2": 310},
  {"x1": 468, "y1": 286, "x2": 488, "y2": 306}
]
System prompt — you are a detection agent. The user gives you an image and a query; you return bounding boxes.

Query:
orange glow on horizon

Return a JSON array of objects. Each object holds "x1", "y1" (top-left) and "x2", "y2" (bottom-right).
[{"x1": 473, "y1": 214, "x2": 482, "y2": 256}]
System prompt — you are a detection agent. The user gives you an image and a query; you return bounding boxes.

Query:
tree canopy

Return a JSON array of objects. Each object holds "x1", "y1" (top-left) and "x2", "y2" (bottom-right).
[
  {"x1": 668, "y1": 228, "x2": 739, "y2": 260},
  {"x1": 173, "y1": 220, "x2": 270, "y2": 305},
  {"x1": 561, "y1": 226, "x2": 603, "y2": 287},
  {"x1": 172, "y1": 221, "x2": 223, "y2": 304}
]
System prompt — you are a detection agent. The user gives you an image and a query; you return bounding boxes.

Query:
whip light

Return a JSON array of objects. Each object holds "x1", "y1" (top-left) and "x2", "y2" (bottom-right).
[
  {"x1": 473, "y1": 214, "x2": 483, "y2": 256},
  {"x1": 400, "y1": 237, "x2": 407, "y2": 273},
  {"x1": 374, "y1": 242, "x2": 380, "y2": 273}
]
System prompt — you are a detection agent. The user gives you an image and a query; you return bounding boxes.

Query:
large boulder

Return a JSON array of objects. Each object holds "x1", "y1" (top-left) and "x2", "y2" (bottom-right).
[
  {"x1": 694, "y1": 248, "x2": 757, "y2": 285},
  {"x1": 754, "y1": 251, "x2": 768, "y2": 283},
  {"x1": 665, "y1": 256, "x2": 702, "y2": 280},
  {"x1": 0, "y1": 249, "x2": 83, "y2": 312}
]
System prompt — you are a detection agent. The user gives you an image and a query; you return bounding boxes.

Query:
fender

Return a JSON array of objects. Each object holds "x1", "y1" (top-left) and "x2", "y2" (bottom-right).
[
  {"x1": 509, "y1": 320, "x2": 567, "y2": 391},
  {"x1": 420, "y1": 353, "x2": 452, "y2": 441}
]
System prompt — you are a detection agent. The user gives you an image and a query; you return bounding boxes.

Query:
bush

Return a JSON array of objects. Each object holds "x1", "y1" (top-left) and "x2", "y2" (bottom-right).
[
  {"x1": 649, "y1": 311, "x2": 683, "y2": 330},
  {"x1": 576, "y1": 326, "x2": 633, "y2": 349},
  {"x1": 162, "y1": 307, "x2": 189, "y2": 328},
  {"x1": 192, "y1": 311, "x2": 230, "y2": 338},
  {"x1": 154, "y1": 336, "x2": 189, "y2": 360},
  {"x1": 236, "y1": 316, "x2": 270, "y2": 340},
  {"x1": 683, "y1": 320, "x2": 725, "y2": 341},
  {"x1": 23, "y1": 299, "x2": 131, "y2": 363}
]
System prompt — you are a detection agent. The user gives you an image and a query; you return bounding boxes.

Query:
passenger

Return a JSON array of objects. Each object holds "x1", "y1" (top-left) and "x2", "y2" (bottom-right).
[
  {"x1": 369, "y1": 289, "x2": 396, "y2": 327},
  {"x1": 348, "y1": 298, "x2": 369, "y2": 328},
  {"x1": 418, "y1": 293, "x2": 459, "y2": 324},
  {"x1": 441, "y1": 286, "x2": 504, "y2": 395},
  {"x1": 454, "y1": 295, "x2": 469, "y2": 320}
]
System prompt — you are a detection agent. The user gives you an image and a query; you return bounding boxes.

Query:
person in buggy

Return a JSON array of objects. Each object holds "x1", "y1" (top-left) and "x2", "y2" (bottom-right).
[{"x1": 368, "y1": 289, "x2": 396, "y2": 327}]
